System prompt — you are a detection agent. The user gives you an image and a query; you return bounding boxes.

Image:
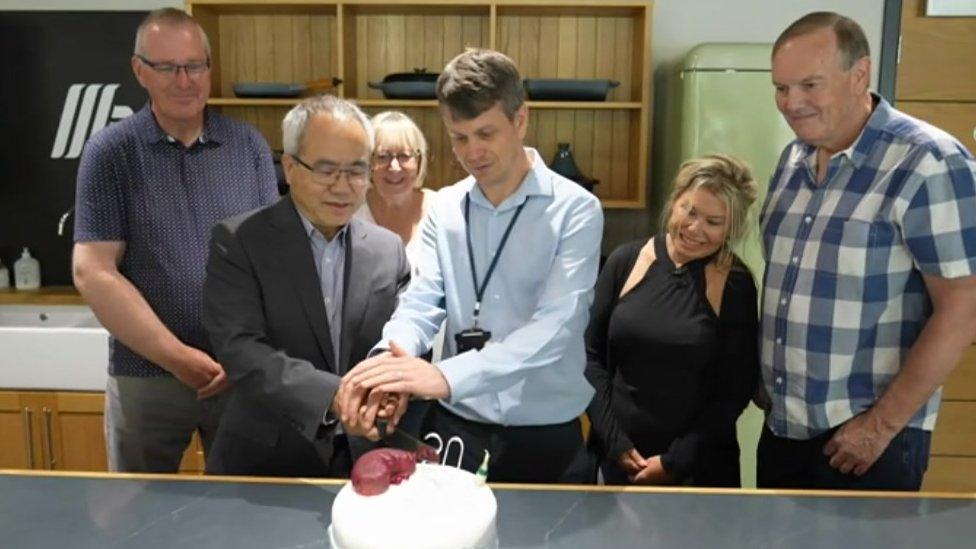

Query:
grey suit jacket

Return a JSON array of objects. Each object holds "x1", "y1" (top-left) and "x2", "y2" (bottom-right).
[{"x1": 202, "y1": 195, "x2": 410, "y2": 475}]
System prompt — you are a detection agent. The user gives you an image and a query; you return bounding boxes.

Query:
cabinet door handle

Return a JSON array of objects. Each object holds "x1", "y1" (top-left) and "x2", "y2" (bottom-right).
[
  {"x1": 22, "y1": 407, "x2": 35, "y2": 469},
  {"x1": 42, "y1": 407, "x2": 56, "y2": 470}
]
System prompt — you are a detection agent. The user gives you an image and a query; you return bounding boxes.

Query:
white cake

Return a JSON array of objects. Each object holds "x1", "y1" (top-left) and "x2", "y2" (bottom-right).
[{"x1": 330, "y1": 463, "x2": 497, "y2": 549}]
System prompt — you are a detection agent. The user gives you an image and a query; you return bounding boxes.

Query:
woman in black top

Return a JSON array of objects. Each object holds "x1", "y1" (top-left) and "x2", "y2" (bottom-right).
[{"x1": 585, "y1": 154, "x2": 760, "y2": 487}]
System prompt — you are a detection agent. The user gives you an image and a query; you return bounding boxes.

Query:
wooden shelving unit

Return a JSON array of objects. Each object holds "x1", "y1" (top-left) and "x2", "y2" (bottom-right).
[{"x1": 187, "y1": 0, "x2": 654, "y2": 208}]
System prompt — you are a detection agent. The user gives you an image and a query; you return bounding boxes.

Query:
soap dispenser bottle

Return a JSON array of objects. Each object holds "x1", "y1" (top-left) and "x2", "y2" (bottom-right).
[
  {"x1": 14, "y1": 247, "x2": 41, "y2": 290},
  {"x1": 0, "y1": 257, "x2": 9, "y2": 289}
]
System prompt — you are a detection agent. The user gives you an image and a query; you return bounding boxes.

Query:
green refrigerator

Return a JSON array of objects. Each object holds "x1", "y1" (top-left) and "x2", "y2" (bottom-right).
[{"x1": 655, "y1": 43, "x2": 796, "y2": 488}]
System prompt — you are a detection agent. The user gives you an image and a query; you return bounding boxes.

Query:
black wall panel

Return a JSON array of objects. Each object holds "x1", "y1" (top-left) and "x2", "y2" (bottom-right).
[{"x1": 0, "y1": 11, "x2": 147, "y2": 285}]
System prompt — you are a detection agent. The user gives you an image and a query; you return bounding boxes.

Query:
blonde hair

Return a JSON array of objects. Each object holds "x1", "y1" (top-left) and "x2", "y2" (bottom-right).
[
  {"x1": 370, "y1": 111, "x2": 429, "y2": 188},
  {"x1": 661, "y1": 154, "x2": 758, "y2": 267}
]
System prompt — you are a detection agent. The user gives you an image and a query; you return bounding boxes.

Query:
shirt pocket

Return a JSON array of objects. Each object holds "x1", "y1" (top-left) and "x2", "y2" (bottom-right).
[{"x1": 825, "y1": 219, "x2": 897, "y2": 278}]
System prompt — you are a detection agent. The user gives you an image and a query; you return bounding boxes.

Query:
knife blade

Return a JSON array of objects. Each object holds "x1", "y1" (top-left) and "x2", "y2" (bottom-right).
[{"x1": 376, "y1": 418, "x2": 438, "y2": 458}]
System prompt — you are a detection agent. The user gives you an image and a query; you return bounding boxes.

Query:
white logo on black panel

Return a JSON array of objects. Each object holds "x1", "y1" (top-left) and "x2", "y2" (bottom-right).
[{"x1": 50, "y1": 84, "x2": 134, "y2": 159}]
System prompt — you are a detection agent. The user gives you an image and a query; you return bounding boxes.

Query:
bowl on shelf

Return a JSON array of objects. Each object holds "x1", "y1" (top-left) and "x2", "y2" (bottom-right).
[
  {"x1": 523, "y1": 79, "x2": 620, "y2": 102},
  {"x1": 367, "y1": 69, "x2": 439, "y2": 99}
]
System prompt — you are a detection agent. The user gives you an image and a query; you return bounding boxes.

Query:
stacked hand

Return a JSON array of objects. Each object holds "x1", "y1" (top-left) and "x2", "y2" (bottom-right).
[
  {"x1": 619, "y1": 448, "x2": 673, "y2": 485},
  {"x1": 332, "y1": 341, "x2": 450, "y2": 440},
  {"x1": 169, "y1": 345, "x2": 229, "y2": 399}
]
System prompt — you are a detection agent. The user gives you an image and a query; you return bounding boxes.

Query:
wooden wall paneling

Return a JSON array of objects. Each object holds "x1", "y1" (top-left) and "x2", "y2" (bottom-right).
[
  {"x1": 931, "y1": 401, "x2": 976, "y2": 456},
  {"x1": 896, "y1": 0, "x2": 976, "y2": 101},
  {"x1": 310, "y1": 14, "x2": 337, "y2": 85},
  {"x1": 897, "y1": 101, "x2": 976, "y2": 155},
  {"x1": 403, "y1": 14, "x2": 425, "y2": 73},
  {"x1": 423, "y1": 15, "x2": 445, "y2": 77},
  {"x1": 592, "y1": 111, "x2": 614, "y2": 200},
  {"x1": 221, "y1": 106, "x2": 289, "y2": 150},
  {"x1": 193, "y1": 7, "x2": 224, "y2": 94},
  {"x1": 924, "y1": 456, "x2": 976, "y2": 492},
  {"x1": 338, "y1": 4, "x2": 356, "y2": 97},
  {"x1": 441, "y1": 15, "x2": 463, "y2": 73},
  {"x1": 609, "y1": 110, "x2": 630, "y2": 201},
  {"x1": 460, "y1": 11, "x2": 486, "y2": 52},
  {"x1": 556, "y1": 15, "x2": 577, "y2": 78},
  {"x1": 627, "y1": 5, "x2": 654, "y2": 204},
  {"x1": 611, "y1": 16, "x2": 633, "y2": 103},
  {"x1": 943, "y1": 347, "x2": 976, "y2": 401},
  {"x1": 217, "y1": 14, "x2": 243, "y2": 97},
  {"x1": 488, "y1": 4, "x2": 497, "y2": 50},
  {"x1": 537, "y1": 16, "x2": 559, "y2": 77},
  {"x1": 253, "y1": 15, "x2": 276, "y2": 81}
]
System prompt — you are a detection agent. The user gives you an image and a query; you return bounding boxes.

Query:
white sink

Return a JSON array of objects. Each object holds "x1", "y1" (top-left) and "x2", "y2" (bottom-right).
[{"x1": 0, "y1": 305, "x2": 109, "y2": 391}]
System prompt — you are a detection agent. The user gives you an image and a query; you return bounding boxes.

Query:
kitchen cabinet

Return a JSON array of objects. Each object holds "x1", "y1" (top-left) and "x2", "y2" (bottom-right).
[
  {"x1": 186, "y1": 0, "x2": 654, "y2": 208},
  {"x1": 0, "y1": 390, "x2": 204, "y2": 474}
]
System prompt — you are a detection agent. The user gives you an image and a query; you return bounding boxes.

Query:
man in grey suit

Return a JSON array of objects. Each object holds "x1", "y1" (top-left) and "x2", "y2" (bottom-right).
[{"x1": 202, "y1": 95, "x2": 410, "y2": 476}]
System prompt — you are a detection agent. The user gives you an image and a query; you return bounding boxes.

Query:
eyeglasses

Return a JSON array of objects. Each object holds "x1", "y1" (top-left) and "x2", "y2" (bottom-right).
[
  {"x1": 292, "y1": 155, "x2": 369, "y2": 188},
  {"x1": 372, "y1": 151, "x2": 421, "y2": 168},
  {"x1": 136, "y1": 54, "x2": 211, "y2": 78}
]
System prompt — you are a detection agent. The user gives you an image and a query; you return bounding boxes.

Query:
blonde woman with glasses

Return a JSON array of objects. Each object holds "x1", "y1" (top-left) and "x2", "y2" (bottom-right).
[{"x1": 355, "y1": 111, "x2": 435, "y2": 273}]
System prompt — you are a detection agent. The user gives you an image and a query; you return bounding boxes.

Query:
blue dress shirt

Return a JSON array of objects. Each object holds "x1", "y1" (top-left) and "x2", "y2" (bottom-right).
[{"x1": 374, "y1": 148, "x2": 604, "y2": 426}]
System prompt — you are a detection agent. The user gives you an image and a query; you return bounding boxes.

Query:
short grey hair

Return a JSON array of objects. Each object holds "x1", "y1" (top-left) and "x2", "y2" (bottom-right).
[
  {"x1": 134, "y1": 8, "x2": 211, "y2": 59},
  {"x1": 282, "y1": 94, "x2": 375, "y2": 156}
]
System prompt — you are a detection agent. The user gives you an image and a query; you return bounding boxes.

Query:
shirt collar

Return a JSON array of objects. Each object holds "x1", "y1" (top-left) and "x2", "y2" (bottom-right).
[
  {"x1": 797, "y1": 92, "x2": 890, "y2": 171},
  {"x1": 137, "y1": 102, "x2": 225, "y2": 146},
  {"x1": 466, "y1": 147, "x2": 553, "y2": 211},
  {"x1": 296, "y1": 206, "x2": 349, "y2": 245}
]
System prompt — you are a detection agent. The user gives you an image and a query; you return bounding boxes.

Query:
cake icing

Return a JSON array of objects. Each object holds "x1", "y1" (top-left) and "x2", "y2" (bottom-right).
[{"x1": 330, "y1": 463, "x2": 497, "y2": 549}]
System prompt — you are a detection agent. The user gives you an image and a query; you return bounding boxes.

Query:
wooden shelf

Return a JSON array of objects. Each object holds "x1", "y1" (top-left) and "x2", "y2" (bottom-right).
[
  {"x1": 189, "y1": 0, "x2": 654, "y2": 208},
  {"x1": 210, "y1": 97, "x2": 643, "y2": 110},
  {"x1": 0, "y1": 287, "x2": 84, "y2": 306}
]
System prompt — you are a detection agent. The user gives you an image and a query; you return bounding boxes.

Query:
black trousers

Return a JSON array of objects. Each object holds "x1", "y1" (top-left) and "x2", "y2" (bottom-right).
[
  {"x1": 757, "y1": 423, "x2": 931, "y2": 491},
  {"x1": 420, "y1": 403, "x2": 595, "y2": 484}
]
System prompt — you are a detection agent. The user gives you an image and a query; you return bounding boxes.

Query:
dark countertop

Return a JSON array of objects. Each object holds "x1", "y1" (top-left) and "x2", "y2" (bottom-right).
[{"x1": 2, "y1": 471, "x2": 974, "y2": 548}]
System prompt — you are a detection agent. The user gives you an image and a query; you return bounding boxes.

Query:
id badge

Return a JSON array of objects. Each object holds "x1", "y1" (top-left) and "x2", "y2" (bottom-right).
[{"x1": 455, "y1": 327, "x2": 491, "y2": 352}]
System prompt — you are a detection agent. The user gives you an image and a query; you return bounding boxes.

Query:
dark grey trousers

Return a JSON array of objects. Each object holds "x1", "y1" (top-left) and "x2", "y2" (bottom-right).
[{"x1": 104, "y1": 375, "x2": 222, "y2": 473}]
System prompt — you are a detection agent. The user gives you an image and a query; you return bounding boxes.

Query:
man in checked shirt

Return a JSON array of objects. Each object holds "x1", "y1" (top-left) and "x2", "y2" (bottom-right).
[{"x1": 757, "y1": 12, "x2": 976, "y2": 490}]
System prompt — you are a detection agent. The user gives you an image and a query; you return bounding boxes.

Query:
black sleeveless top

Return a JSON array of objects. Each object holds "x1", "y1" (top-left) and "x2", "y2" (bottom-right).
[{"x1": 584, "y1": 235, "x2": 759, "y2": 486}]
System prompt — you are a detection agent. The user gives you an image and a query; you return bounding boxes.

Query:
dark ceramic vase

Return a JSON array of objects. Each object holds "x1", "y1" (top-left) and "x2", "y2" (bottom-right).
[{"x1": 549, "y1": 143, "x2": 598, "y2": 193}]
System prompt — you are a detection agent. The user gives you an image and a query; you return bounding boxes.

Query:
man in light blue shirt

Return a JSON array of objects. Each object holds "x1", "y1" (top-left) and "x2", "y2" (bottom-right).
[{"x1": 338, "y1": 49, "x2": 603, "y2": 483}]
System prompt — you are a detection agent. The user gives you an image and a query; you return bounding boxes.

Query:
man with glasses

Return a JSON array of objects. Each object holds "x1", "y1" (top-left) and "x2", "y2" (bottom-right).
[
  {"x1": 73, "y1": 8, "x2": 277, "y2": 473},
  {"x1": 339, "y1": 49, "x2": 604, "y2": 483},
  {"x1": 201, "y1": 95, "x2": 411, "y2": 477}
]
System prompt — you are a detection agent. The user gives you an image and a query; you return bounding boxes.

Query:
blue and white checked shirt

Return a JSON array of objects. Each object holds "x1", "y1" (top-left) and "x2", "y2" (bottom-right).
[
  {"x1": 760, "y1": 94, "x2": 976, "y2": 440},
  {"x1": 373, "y1": 148, "x2": 604, "y2": 426}
]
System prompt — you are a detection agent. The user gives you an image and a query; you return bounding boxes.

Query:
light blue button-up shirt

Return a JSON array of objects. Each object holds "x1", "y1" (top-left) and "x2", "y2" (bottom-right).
[
  {"x1": 298, "y1": 213, "x2": 347, "y2": 368},
  {"x1": 374, "y1": 148, "x2": 603, "y2": 425}
]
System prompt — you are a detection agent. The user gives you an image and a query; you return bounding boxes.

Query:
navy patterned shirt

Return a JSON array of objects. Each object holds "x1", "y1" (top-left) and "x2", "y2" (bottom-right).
[{"x1": 74, "y1": 104, "x2": 278, "y2": 376}]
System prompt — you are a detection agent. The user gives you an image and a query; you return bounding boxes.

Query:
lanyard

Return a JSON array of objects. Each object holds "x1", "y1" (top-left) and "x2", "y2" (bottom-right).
[{"x1": 464, "y1": 194, "x2": 526, "y2": 327}]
